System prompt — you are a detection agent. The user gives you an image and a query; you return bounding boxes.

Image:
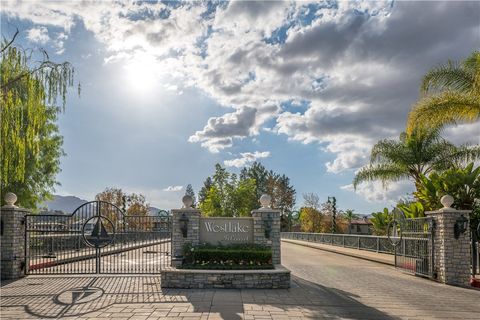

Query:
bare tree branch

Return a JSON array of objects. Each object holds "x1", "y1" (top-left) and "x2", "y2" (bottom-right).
[{"x1": 1, "y1": 28, "x2": 19, "y2": 53}]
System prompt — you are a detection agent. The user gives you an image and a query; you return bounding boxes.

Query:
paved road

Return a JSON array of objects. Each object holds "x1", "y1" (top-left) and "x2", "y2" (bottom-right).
[
  {"x1": 281, "y1": 241, "x2": 480, "y2": 319},
  {"x1": 1, "y1": 241, "x2": 479, "y2": 319}
]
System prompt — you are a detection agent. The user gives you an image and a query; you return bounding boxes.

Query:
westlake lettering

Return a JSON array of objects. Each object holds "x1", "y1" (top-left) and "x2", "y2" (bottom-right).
[
  {"x1": 199, "y1": 218, "x2": 254, "y2": 244},
  {"x1": 204, "y1": 221, "x2": 249, "y2": 233}
]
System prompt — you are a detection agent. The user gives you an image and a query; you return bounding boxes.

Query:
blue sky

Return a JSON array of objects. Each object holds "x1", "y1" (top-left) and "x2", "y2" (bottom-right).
[{"x1": 2, "y1": 1, "x2": 479, "y2": 212}]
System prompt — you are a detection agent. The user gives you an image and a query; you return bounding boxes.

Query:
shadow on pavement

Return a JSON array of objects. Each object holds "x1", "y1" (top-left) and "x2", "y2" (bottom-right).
[{"x1": 0, "y1": 275, "x2": 399, "y2": 319}]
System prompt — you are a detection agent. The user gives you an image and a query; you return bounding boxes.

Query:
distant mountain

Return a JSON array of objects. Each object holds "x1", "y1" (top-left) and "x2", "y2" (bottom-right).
[
  {"x1": 148, "y1": 206, "x2": 170, "y2": 216},
  {"x1": 42, "y1": 195, "x2": 88, "y2": 214},
  {"x1": 42, "y1": 195, "x2": 169, "y2": 216}
]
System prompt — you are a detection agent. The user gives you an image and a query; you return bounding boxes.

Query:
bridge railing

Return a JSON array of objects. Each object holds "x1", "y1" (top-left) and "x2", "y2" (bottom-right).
[{"x1": 281, "y1": 232, "x2": 396, "y2": 254}]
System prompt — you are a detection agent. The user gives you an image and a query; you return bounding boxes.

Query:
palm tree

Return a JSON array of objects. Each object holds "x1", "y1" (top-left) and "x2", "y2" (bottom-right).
[
  {"x1": 353, "y1": 127, "x2": 480, "y2": 191},
  {"x1": 370, "y1": 208, "x2": 391, "y2": 236},
  {"x1": 343, "y1": 209, "x2": 359, "y2": 234},
  {"x1": 407, "y1": 51, "x2": 480, "y2": 132}
]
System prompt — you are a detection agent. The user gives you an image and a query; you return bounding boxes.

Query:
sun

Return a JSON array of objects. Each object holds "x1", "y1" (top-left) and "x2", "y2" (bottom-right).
[{"x1": 123, "y1": 55, "x2": 159, "y2": 93}]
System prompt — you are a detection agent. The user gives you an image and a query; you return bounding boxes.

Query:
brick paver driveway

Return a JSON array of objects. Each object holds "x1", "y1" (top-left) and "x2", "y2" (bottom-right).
[{"x1": 1, "y1": 241, "x2": 479, "y2": 319}]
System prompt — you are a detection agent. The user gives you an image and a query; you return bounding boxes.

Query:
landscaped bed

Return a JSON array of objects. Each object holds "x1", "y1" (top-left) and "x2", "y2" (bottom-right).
[{"x1": 179, "y1": 243, "x2": 274, "y2": 270}]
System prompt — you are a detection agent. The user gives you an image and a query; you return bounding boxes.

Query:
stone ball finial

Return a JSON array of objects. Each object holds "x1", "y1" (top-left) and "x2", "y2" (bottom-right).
[
  {"x1": 182, "y1": 195, "x2": 193, "y2": 208},
  {"x1": 440, "y1": 194, "x2": 454, "y2": 209},
  {"x1": 4, "y1": 192, "x2": 17, "y2": 207},
  {"x1": 260, "y1": 194, "x2": 271, "y2": 209}
]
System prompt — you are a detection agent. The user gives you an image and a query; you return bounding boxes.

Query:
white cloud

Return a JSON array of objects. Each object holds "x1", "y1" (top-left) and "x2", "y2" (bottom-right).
[
  {"x1": 341, "y1": 180, "x2": 414, "y2": 204},
  {"x1": 26, "y1": 27, "x2": 50, "y2": 44},
  {"x1": 224, "y1": 151, "x2": 271, "y2": 168},
  {"x1": 162, "y1": 186, "x2": 183, "y2": 192},
  {"x1": 5, "y1": 0, "x2": 479, "y2": 177},
  {"x1": 188, "y1": 107, "x2": 257, "y2": 153}
]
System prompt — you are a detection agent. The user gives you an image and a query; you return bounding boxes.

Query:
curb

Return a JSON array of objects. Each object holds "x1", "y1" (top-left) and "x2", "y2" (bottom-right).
[{"x1": 282, "y1": 239, "x2": 395, "y2": 266}]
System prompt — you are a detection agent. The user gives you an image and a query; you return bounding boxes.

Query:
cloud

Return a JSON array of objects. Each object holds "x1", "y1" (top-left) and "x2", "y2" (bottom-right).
[
  {"x1": 162, "y1": 186, "x2": 183, "y2": 192},
  {"x1": 341, "y1": 181, "x2": 414, "y2": 204},
  {"x1": 5, "y1": 0, "x2": 479, "y2": 177},
  {"x1": 188, "y1": 107, "x2": 257, "y2": 153},
  {"x1": 26, "y1": 27, "x2": 50, "y2": 44},
  {"x1": 224, "y1": 151, "x2": 271, "y2": 168}
]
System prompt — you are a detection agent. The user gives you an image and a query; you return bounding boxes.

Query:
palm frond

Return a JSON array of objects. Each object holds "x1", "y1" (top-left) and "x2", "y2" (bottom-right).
[
  {"x1": 370, "y1": 139, "x2": 404, "y2": 164},
  {"x1": 437, "y1": 145, "x2": 480, "y2": 169},
  {"x1": 421, "y1": 61, "x2": 474, "y2": 95},
  {"x1": 353, "y1": 164, "x2": 410, "y2": 189},
  {"x1": 407, "y1": 91, "x2": 480, "y2": 133}
]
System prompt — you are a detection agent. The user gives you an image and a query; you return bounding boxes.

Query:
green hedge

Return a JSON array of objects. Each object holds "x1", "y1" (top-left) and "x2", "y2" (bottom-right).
[
  {"x1": 181, "y1": 243, "x2": 273, "y2": 269},
  {"x1": 180, "y1": 263, "x2": 274, "y2": 270}
]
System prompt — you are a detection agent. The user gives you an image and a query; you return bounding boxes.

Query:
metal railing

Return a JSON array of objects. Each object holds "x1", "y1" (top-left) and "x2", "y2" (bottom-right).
[
  {"x1": 281, "y1": 232, "x2": 395, "y2": 254},
  {"x1": 282, "y1": 222, "x2": 435, "y2": 279}
]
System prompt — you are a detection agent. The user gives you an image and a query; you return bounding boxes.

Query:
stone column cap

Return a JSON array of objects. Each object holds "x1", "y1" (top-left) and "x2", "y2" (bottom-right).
[
  {"x1": 251, "y1": 208, "x2": 281, "y2": 214},
  {"x1": 426, "y1": 209, "x2": 471, "y2": 215},
  {"x1": 171, "y1": 208, "x2": 201, "y2": 213}
]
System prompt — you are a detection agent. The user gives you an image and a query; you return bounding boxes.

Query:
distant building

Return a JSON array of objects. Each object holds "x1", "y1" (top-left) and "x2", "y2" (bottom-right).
[{"x1": 349, "y1": 217, "x2": 372, "y2": 235}]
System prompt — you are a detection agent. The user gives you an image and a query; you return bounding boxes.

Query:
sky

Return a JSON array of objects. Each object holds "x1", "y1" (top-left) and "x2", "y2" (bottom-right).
[{"x1": 1, "y1": 0, "x2": 479, "y2": 213}]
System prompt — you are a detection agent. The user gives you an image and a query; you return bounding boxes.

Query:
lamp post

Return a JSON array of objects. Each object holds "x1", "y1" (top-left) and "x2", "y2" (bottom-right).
[
  {"x1": 327, "y1": 196, "x2": 337, "y2": 234},
  {"x1": 179, "y1": 213, "x2": 189, "y2": 238}
]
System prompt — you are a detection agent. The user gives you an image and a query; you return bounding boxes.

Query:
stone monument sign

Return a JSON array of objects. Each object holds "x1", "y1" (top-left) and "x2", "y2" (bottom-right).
[{"x1": 199, "y1": 217, "x2": 254, "y2": 245}]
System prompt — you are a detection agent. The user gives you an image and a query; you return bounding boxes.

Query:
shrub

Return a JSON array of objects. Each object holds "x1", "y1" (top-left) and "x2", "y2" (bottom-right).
[{"x1": 181, "y1": 243, "x2": 273, "y2": 270}]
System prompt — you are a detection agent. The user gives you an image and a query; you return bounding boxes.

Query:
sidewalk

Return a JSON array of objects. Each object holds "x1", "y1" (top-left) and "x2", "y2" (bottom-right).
[{"x1": 281, "y1": 238, "x2": 395, "y2": 266}]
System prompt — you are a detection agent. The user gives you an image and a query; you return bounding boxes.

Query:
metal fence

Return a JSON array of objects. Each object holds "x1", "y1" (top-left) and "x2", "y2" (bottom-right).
[
  {"x1": 281, "y1": 232, "x2": 396, "y2": 254},
  {"x1": 282, "y1": 217, "x2": 435, "y2": 279},
  {"x1": 473, "y1": 229, "x2": 480, "y2": 276},
  {"x1": 26, "y1": 201, "x2": 172, "y2": 274}
]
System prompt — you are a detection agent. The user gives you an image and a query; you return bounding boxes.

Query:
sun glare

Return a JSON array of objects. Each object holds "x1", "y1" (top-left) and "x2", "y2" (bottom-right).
[{"x1": 123, "y1": 56, "x2": 159, "y2": 94}]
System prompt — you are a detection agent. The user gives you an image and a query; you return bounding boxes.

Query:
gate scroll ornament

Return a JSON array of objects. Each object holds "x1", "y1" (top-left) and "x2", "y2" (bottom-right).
[{"x1": 387, "y1": 208, "x2": 404, "y2": 247}]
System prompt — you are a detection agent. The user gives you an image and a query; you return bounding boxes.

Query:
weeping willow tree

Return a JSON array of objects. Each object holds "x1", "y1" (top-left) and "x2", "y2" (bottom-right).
[{"x1": 1, "y1": 30, "x2": 79, "y2": 208}]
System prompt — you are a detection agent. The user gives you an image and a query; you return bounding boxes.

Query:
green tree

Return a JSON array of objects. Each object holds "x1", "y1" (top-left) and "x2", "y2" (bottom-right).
[
  {"x1": 95, "y1": 187, "x2": 150, "y2": 229},
  {"x1": 299, "y1": 206, "x2": 323, "y2": 233},
  {"x1": 407, "y1": 51, "x2": 480, "y2": 132},
  {"x1": 240, "y1": 161, "x2": 268, "y2": 199},
  {"x1": 240, "y1": 162, "x2": 296, "y2": 213},
  {"x1": 414, "y1": 163, "x2": 480, "y2": 229},
  {"x1": 353, "y1": 127, "x2": 480, "y2": 191},
  {"x1": 198, "y1": 177, "x2": 213, "y2": 203},
  {"x1": 199, "y1": 162, "x2": 296, "y2": 218},
  {"x1": 370, "y1": 208, "x2": 391, "y2": 236},
  {"x1": 1, "y1": 31, "x2": 78, "y2": 208},
  {"x1": 397, "y1": 201, "x2": 425, "y2": 218},
  {"x1": 185, "y1": 184, "x2": 196, "y2": 207},
  {"x1": 343, "y1": 209, "x2": 359, "y2": 234},
  {"x1": 232, "y1": 178, "x2": 257, "y2": 217},
  {"x1": 199, "y1": 185, "x2": 223, "y2": 217}
]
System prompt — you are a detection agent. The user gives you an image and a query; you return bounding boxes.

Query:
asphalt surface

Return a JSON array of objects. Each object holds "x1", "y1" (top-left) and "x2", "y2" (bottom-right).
[
  {"x1": 281, "y1": 241, "x2": 480, "y2": 319},
  {"x1": 1, "y1": 241, "x2": 479, "y2": 319}
]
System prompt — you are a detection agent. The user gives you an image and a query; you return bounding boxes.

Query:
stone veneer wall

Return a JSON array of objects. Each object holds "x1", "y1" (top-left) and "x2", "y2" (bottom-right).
[
  {"x1": 1, "y1": 206, "x2": 28, "y2": 280},
  {"x1": 251, "y1": 209, "x2": 281, "y2": 265},
  {"x1": 426, "y1": 209, "x2": 471, "y2": 287},
  {"x1": 161, "y1": 266, "x2": 290, "y2": 289},
  {"x1": 171, "y1": 209, "x2": 200, "y2": 265},
  {"x1": 171, "y1": 208, "x2": 282, "y2": 266}
]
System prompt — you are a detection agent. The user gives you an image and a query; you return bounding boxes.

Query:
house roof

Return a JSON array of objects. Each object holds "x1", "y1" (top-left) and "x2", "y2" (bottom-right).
[{"x1": 350, "y1": 218, "x2": 373, "y2": 225}]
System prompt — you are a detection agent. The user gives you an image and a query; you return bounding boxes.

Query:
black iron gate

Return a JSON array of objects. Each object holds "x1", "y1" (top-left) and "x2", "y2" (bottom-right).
[
  {"x1": 389, "y1": 214, "x2": 435, "y2": 278},
  {"x1": 25, "y1": 201, "x2": 171, "y2": 274},
  {"x1": 473, "y1": 221, "x2": 480, "y2": 277}
]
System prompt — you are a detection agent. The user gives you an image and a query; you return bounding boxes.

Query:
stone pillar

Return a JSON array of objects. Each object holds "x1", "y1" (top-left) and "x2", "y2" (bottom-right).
[
  {"x1": 251, "y1": 195, "x2": 281, "y2": 265},
  {"x1": 1, "y1": 193, "x2": 28, "y2": 280},
  {"x1": 170, "y1": 195, "x2": 200, "y2": 267},
  {"x1": 426, "y1": 195, "x2": 471, "y2": 287}
]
